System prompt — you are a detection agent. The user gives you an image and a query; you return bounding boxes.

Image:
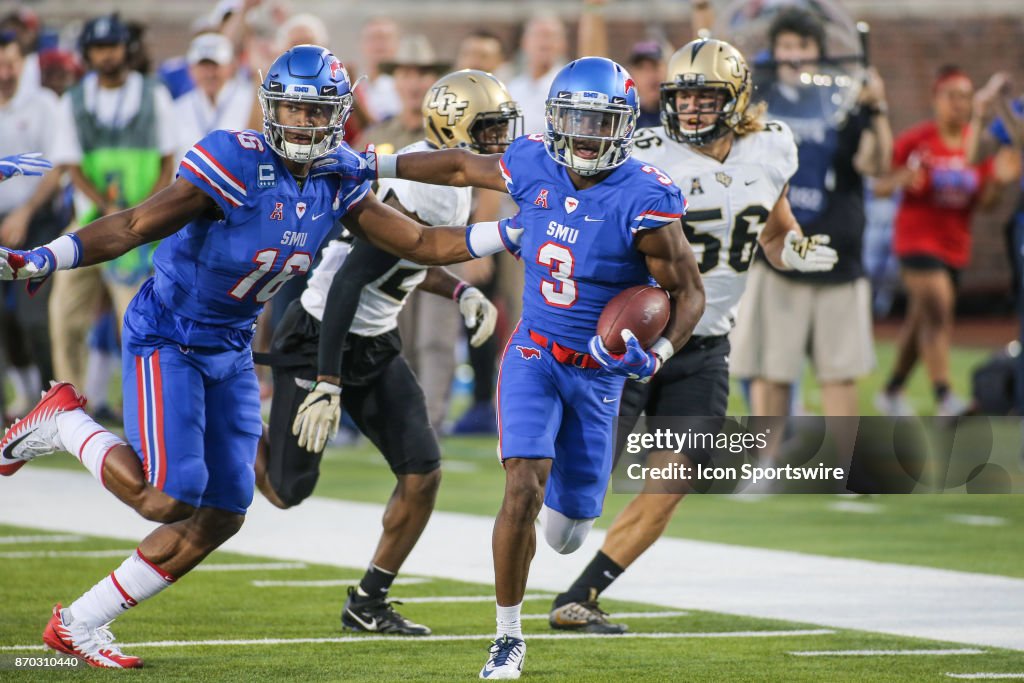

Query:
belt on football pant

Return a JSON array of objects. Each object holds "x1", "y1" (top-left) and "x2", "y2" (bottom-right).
[{"x1": 528, "y1": 329, "x2": 602, "y2": 369}]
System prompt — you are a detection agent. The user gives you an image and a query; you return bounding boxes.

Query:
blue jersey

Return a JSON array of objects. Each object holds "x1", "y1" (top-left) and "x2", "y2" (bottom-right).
[
  {"x1": 159, "y1": 130, "x2": 369, "y2": 332},
  {"x1": 500, "y1": 134, "x2": 684, "y2": 350}
]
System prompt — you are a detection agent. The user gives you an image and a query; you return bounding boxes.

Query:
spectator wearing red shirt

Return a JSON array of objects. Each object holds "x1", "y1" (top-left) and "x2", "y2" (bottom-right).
[{"x1": 875, "y1": 66, "x2": 1016, "y2": 416}]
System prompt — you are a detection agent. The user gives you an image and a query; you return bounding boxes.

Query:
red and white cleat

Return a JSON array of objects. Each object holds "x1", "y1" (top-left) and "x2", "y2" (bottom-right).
[
  {"x1": 0, "y1": 382, "x2": 86, "y2": 476},
  {"x1": 42, "y1": 604, "x2": 143, "y2": 669}
]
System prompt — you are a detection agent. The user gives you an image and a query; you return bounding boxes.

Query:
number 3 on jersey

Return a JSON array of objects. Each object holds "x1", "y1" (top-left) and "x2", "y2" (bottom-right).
[
  {"x1": 537, "y1": 242, "x2": 577, "y2": 308},
  {"x1": 230, "y1": 248, "x2": 311, "y2": 303}
]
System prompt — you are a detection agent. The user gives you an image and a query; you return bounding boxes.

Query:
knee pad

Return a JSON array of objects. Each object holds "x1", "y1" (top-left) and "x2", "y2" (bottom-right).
[{"x1": 540, "y1": 504, "x2": 595, "y2": 555}]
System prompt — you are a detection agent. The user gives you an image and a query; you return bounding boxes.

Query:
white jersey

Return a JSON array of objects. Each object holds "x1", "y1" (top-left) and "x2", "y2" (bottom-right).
[
  {"x1": 631, "y1": 121, "x2": 798, "y2": 336},
  {"x1": 300, "y1": 140, "x2": 473, "y2": 337}
]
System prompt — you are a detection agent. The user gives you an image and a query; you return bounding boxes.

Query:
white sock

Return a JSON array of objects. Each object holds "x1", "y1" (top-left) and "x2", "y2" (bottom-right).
[
  {"x1": 56, "y1": 409, "x2": 127, "y2": 483},
  {"x1": 496, "y1": 601, "x2": 523, "y2": 640},
  {"x1": 68, "y1": 549, "x2": 176, "y2": 628},
  {"x1": 84, "y1": 351, "x2": 117, "y2": 408}
]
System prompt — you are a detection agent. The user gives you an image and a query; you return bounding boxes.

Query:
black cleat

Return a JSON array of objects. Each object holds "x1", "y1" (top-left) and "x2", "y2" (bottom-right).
[
  {"x1": 549, "y1": 590, "x2": 627, "y2": 634},
  {"x1": 341, "y1": 586, "x2": 432, "y2": 635}
]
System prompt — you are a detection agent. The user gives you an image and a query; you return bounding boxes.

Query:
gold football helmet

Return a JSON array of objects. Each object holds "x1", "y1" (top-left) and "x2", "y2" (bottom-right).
[
  {"x1": 660, "y1": 38, "x2": 752, "y2": 145},
  {"x1": 422, "y1": 69, "x2": 523, "y2": 153}
]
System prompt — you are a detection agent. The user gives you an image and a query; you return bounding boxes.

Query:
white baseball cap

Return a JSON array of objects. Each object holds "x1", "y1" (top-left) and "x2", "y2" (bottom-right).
[{"x1": 187, "y1": 32, "x2": 234, "y2": 66}]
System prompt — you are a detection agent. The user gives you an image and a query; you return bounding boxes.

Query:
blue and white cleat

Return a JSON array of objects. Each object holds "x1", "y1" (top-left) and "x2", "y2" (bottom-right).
[{"x1": 479, "y1": 635, "x2": 526, "y2": 679}]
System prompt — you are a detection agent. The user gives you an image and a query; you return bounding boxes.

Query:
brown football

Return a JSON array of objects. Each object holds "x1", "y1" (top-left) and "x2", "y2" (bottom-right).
[{"x1": 596, "y1": 285, "x2": 670, "y2": 354}]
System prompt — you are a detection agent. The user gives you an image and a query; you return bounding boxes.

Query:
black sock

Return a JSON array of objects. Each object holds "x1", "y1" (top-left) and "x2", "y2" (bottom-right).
[
  {"x1": 934, "y1": 382, "x2": 950, "y2": 401},
  {"x1": 553, "y1": 551, "x2": 624, "y2": 607},
  {"x1": 357, "y1": 564, "x2": 396, "y2": 600},
  {"x1": 886, "y1": 375, "x2": 907, "y2": 394}
]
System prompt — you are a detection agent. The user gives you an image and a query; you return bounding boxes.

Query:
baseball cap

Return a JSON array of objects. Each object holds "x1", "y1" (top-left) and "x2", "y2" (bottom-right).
[
  {"x1": 628, "y1": 40, "x2": 664, "y2": 65},
  {"x1": 187, "y1": 32, "x2": 234, "y2": 66}
]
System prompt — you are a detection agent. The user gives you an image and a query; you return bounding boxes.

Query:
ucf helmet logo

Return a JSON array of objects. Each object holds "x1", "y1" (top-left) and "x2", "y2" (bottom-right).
[{"x1": 426, "y1": 85, "x2": 469, "y2": 126}]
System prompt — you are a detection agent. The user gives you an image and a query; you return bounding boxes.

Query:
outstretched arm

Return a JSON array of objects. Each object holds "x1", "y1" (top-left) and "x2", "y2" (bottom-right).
[
  {"x1": 1, "y1": 178, "x2": 214, "y2": 282},
  {"x1": 344, "y1": 190, "x2": 520, "y2": 266},
  {"x1": 378, "y1": 148, "x2": 509, "y2": 192},
  {"x1": 75, "y1": 178, "x2": 213, "y2": 265}
]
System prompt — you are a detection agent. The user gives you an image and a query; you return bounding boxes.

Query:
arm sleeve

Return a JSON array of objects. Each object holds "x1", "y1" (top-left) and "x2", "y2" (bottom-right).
[
  {"x1": 769, "y1": 121, "x2": 800, "y2": 185},
  {"x1": 630, "y1": 183, "x2": 686, "y2": 235},
  {"x1": 317, "y1": 238, "x2": 403, "y2": 378},
  {"x1": 177, "y1": 130, "x2": 250, "y2": 217},
  {"x1": 498, "y1": 135, "x2": 537, "y2": 202}
]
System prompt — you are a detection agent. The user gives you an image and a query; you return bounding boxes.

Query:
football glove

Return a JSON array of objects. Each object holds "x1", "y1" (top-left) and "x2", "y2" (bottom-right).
[
  {"x1": 0, "y1": 153, "x2": 52, "y2": 182},
  {"x1": 781, "y1": 231, "x2": 839, "y2": 272},
  {"x1": 0, "y1": 245, "x2": 54, "y2": 282},
  {"x1": 292, "y1": 380, "x2": 342, "y2": 453},
  {"x1": 309, "y1": 144, "x2": 377, "y2": 183},
  {"x1": 457, "y1": 285, "x2": 498, "y2": 347},
  {"x1": 588, "y1": 329, "x2": 662, "y2": 383}
]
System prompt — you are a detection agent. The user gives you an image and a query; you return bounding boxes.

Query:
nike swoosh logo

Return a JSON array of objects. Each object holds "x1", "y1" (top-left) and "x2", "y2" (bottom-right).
[
  {"x1": 603, "y1": 570, "x2": 617, "y2": 580},
  {"x1": 346, "y1": 610, "x2": 377, "y2": 630},
  {"x1": 745, "y1": 179, "x2": 757, "y2": 185},
  {"x1": 312, "y1": 212, "x2": 327, "y2": 220},
  {"x1": 583, "y1": 215, "x2": 604, "y2": 222},
  {"x1": 1, "y1": 431, "x2": 30, "y2": 459},
  {"x1": 602, "y1": 397, "x2": 617, "y2": 403}
]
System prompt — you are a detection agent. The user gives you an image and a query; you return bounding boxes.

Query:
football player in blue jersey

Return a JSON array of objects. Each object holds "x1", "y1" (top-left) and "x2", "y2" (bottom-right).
[
  {"x1": 308, "y1": 56, "x2": 705, "y2": 679},
  {"x1": 0, "y1": 45, "x2": 517, "y2": 668}
]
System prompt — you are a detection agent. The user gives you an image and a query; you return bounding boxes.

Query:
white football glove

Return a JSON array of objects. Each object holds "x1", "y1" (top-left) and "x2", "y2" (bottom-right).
[
  {"x1": 781, "y1": 231, "x2": 839, "y2": 272},
  {"x1": 291, "y1": 380, "x2": 342, "y2": 453},
  {"x1": 458, "y1": 285, "x2": 498, "y2": 347}
]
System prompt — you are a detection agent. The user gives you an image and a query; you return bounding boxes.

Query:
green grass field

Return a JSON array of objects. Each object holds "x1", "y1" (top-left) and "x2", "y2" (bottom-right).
[
  {"x1": 2, "y1": 341, "x2": 1024, "y2": 680},
  {"x1": 1, "y1": 523, "x2": 1022, "y2": 682}
]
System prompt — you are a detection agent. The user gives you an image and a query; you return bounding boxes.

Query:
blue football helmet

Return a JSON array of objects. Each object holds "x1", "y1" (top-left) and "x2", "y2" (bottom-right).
[
  {"x1": 258, "y1": 45, "x2": 354, "y2": 162},
  {"x1": 544, "y1": 57, "x2": 639, "y2": 176}
]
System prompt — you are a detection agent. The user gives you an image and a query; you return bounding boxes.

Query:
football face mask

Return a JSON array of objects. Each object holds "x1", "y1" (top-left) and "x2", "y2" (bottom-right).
[{"x1": 545, "y1": 98, "x2": 636, "y2": 176}]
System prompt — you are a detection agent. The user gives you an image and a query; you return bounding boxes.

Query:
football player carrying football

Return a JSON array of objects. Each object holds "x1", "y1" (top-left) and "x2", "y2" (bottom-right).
[
  {"x1": 548, "y1": 38, "x2": 838, "y2": 634},
  {"x1": 311, "y1": 56, "x2": 706, "y2": 679}
]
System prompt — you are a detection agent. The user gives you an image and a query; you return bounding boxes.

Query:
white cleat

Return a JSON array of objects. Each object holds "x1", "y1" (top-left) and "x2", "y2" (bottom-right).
[
  {"x1": 479, "y1": 635, "x2": 526, "y2": 679},
  {"x1": 873, "y1": 390, "x2": 916, "y2": 417},
  {"x1": 936, "y1": 393, "x2": 968, "y2": 417},
  {"x1": 43, "y1": 604, "x2": 143, "y2": 669},
  {"x1": 0, "y1": 382, "x2": 85, "y2": 476}
]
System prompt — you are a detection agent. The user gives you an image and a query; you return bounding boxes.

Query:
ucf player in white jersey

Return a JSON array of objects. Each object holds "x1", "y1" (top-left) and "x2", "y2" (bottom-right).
[
  {"x1": 254, "y1": 70, "x2": 521, "y2": 636},
  {"x1": 548, "y1": 38, "x2": 838, "y2": 633}
]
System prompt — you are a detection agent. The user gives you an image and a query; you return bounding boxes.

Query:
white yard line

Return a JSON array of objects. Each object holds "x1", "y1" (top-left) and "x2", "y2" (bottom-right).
[
  {"x1": 946, "y1": 674, "x2": 1024, "y2": 680},
  {"x1": 0, "y1": 534, "x2": 84, "y2": 544},
  {"x1": 193, "y1": 562, "x2": 307, "y2": 572},
  {"x1": 946, "y1": 515, "x2": 1009, "y2": 527},
  {"x1": 3, "y1": 469, "x2": 1023, "y2": 651},
  {"x1": 522, "y1": 610, "x2": 689, "y2": 620},
  {"x1": 827, "y1": 501, "x2": 883, "y2": 514},
  {"x1": 396, "y1": 594, "x2": 553, "y2": 604},
  {"x1": 0, "y1": 628, "x2": 835, "y2": 652},
  {"x1": 252, "y1": 577, "x2": 431, "y2": 588},
  {"x1": 0, "y1": 549, "x2": 134, "y2": 559},
  {"x1": 791, "y1": 649, "x2": 985, "y2": 656}
]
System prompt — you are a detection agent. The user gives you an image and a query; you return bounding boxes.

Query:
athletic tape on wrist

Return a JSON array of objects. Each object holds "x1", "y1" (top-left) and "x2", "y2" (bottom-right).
[
  {"x1": 46, "y1": 233, "x2": 82, "y2": 270},
  {"x1": 376, "y1": 153, "x2": 398, "y2": 179},
  {"x1": 650, "y1": 337, "x2": 675, "y2": 363}
]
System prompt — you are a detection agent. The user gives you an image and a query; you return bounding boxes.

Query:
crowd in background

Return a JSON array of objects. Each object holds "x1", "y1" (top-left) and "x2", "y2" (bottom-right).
[{"x1": 1, "y1": 0, "x2": 1023, "y2": 428}]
